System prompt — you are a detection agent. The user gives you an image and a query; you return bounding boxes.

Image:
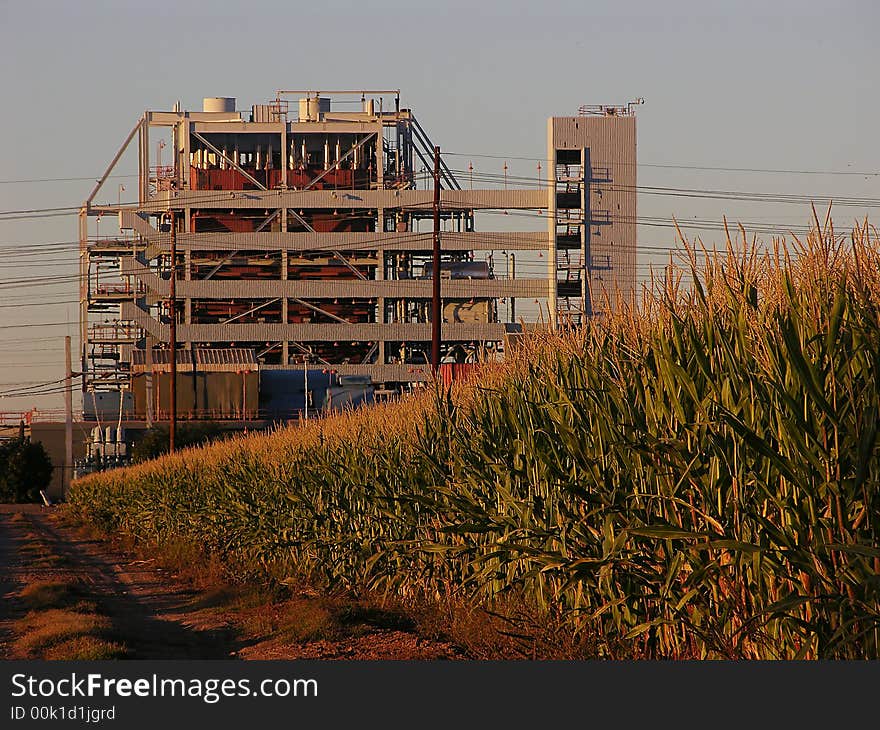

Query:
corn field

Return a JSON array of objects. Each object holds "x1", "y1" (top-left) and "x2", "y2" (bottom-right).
[{"x1": 71, "y1": 218, "x2": 880, "y2": 658}]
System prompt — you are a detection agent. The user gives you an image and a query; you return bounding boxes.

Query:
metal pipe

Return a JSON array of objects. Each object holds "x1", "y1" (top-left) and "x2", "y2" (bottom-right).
[
  {"x1": 192, "y1": 132, "x2": 267, "y2": 190},
  {"x1": 220, "y1": 297, "x2": 281, "y2": 324},
  {"x1": 86, "y1": 117, "x2": 142, "y2": 206},
  {"x1": 276, "y1": 89, "x2": 400, "y2": 97},
  {"x1": 304, "y1": 133, "x2": 375, "y2": 191}
]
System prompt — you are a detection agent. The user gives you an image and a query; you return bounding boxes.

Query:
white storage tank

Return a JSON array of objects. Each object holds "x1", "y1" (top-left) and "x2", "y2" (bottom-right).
[
  {"x1": 298, "y1": 96, "x2": 330, "y2": 121},
  {"x1": 203, "y1": 97, "x2": 236, "y2": 113}
]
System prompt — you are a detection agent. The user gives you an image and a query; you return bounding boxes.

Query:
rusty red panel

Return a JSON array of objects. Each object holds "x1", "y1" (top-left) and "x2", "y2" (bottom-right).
[
  {"x1": 438, "y1": 363, "x2": 485, "y2": 386},
  {"x1": 189, "y1": 167, "x2": 372, "y2": 192},
  {"x1": 190, "y1": 168, "x2": 270, "y2": 191}
]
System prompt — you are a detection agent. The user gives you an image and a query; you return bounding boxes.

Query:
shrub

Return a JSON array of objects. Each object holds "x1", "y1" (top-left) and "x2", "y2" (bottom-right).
[{"x1": 0, "y1": 430, "x2": 53, "y2": 503}]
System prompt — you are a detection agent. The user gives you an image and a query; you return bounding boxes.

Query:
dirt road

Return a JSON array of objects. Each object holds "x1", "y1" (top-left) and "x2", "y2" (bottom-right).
[
  {"x1": 0, "y1": 504, "x2": 235, "y2": 659},
  {"x1": 0, "y1": 504, "x2": 460, "y2": 660}
]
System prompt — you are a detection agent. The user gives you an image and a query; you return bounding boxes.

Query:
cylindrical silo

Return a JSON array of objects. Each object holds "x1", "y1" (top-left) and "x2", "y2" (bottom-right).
[{"x1": 203, "y1": 97, "x2": 236, "y2": 113}]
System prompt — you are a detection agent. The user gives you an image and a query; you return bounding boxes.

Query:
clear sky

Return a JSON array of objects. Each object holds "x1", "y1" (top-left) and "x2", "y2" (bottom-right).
[{"x1": 1, "y1": 0, "x2": 877, "y2": 414}]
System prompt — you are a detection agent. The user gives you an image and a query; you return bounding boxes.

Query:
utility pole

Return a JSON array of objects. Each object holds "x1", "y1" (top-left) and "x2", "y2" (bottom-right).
[
  {"x1": 168, "y1": 211, "x2": 177, "y2": 454},
  {"x1": 509, "y1": 253, "x2": 516, "y2": 323},
  {"x1": 64, "y1": 335, "x2": 73, "y2": 498},
  {"x1": 431, "y1": 146, "x2": 441, "y2": 375},
  {"x1": 144, "y1": 336, "x2": 153, "y2": 428},
  {"x1": 303, "y1": 354, "x2": 310, "y2": 420}
]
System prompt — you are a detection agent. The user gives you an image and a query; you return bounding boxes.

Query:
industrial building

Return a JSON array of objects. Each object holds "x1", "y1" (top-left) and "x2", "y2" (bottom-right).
[{"x1": 79, "y1": 91, "x2": 638, "y2": 420}]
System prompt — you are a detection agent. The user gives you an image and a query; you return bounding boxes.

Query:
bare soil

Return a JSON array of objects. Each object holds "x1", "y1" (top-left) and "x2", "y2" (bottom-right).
[{"x1": 0, "y1": 504, "x2": 462, "y2": 660}]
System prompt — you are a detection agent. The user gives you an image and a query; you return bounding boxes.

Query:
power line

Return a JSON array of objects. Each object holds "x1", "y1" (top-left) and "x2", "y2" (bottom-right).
[
  {"x1": 0, "y1": 321, "x2": 77, "y2": 330},
  {"x1": 0, "y1": 206, "x2": 81, "y2": 215},
  {"x1": 0, "y1": 174, "x2": 137, "y2": 185},
  {"x1": 442, "y1": 151, "x2": 880, "y2": 177},
  {"x1": 445, "y1": 167, "x2": 880, "y2": 207},
  {"x1": 5, "y1": 169, "x2": 880, "y2": 225},
  {"x1": 0, "y1": 378, "x2": 67, "y2": 396},
  {"x1": 0, "y1": 299, "x2": 79, "y2": 309},
  {"x1": 0, "y1": 212, "x2": 79, "y2": 221},
  {"x1": 0, "y1": 335, "x2": 75, "y2": 344}
]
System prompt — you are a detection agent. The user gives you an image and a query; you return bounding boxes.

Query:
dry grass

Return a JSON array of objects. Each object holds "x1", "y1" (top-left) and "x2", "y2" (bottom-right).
[
  {"x1": 41, "y1": 636, "x2": 125, "y2": 661},
  {"x1": 14, "y1": 609, "x2": 110, "y2": 655},
  {"x1": 277, "y1": 599, "x2": 338, "y2": 643},
  {"x1": 14, "y1": 516, "x2": 70, "y2": 568},
  {"x1": 20, "y1": 581, "x2": 81, "y2": 611},
  {"x1": 12, "y1": 588, "x2": 125, "y2": 660},
  {"x1": 12, "y1": 564, "x2": 125, "y2": 660}
]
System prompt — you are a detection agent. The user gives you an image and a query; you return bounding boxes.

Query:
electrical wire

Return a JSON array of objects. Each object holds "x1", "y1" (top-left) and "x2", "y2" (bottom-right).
[
  {"x1": 442, "y1": 151, "x2": 880, "y2": 177},
  {"x1": 0, "y1": 378, "x2": 67, "y2": 396},
  {"x1": 0, "y1": 206, "x2": 82, "y2": 216},
  {"x1": 3, "y1": 155, "x2": 873, "y2": 401},
  {"x1": 0, "y1": 321, "x2": 77, "y2": 330},
  {"x1": 0, "y1": 174, "x2": 137, "y2": 185},
  {"x1": 0, "y1": 212, "x2": 79, "y2": 221}
]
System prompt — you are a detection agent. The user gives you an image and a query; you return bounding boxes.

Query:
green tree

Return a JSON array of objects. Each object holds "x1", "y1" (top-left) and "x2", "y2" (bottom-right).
[
  {"x1": 0, "y1": 429, "x2": 53, "y2": 503},
  {"x1": 131, "y1": 422, "x2": 227, "y2": 463}
]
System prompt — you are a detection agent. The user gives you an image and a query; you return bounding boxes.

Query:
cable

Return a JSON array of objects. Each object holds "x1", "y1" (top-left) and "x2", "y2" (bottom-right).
[
  {"x1": 0, "y1": 212, "x2": 79, "y2": 221},
  {"x1": 444, "y1": 167, "x2": 880, "y2": 207},
  {"x1": 0, "y1": 299, "x2": 80, "y2": 309},
  {"x1": 0, "y1": 206, "x2": 82, "y2": 216},
  {"x1": 0, "y1": 275, "x2": 81, "y2": 289},
  {"x1": 0, "y1": 378, "x2": 66, "y2": 396},
  {"x1": 0, "y1": 321, "x2": 77, "y2": 330},
  {"x1": 0, "y1": 174, "x2": 137, "y2": 185},
  {"x1": 442, "y1": 151, "x2": 880, "y2": 177},
  {"x1": 0, "y1": 335, "x2": 74, "y2": 344}
]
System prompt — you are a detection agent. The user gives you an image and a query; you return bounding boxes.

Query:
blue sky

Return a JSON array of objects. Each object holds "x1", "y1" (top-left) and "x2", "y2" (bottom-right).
[{"x1": 1, "y1": 0, "x2": 877, "y2": 412}]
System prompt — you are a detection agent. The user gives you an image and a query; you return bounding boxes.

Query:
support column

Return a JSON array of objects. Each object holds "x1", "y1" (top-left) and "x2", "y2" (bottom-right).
[
  {"x1": 180, "y1": 117, "x2": 190, "y2": 191},
  {"x1": 184, "y1": 246, "x2": 191, "y2": 327},
  {"x1": 281, "y1": 196, "x2": 289, "y2": 364},
  {"x1": 375, "y1": 123, "x2": 384, "y2": 188},
  {"x1": 376, "y1": 245, "x2": 384, "y2": 365},
  {"x1": 280, "y1": 123, "x2": 288, "y2": 189},
  {"x1": 78, "y1": 209, "x2": 89, "y2": 390},
  {"x1": 138, "y1": 118, "x2": 149, "y2": 204},
  {"x1": 546, "y1": 119, "x2": 558, "y2": 329},
  {"x1": 281, "y1": 248, "x2": 289, "y2": 364},
  {"x1": 376, "y1": 200, "x2": 385, "y2": 364}
]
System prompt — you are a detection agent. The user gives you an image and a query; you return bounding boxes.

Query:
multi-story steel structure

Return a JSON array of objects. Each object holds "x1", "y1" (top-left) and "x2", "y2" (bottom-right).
[{"x1": 79, "y1": 91, "x2": 638, "y2": 417}]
